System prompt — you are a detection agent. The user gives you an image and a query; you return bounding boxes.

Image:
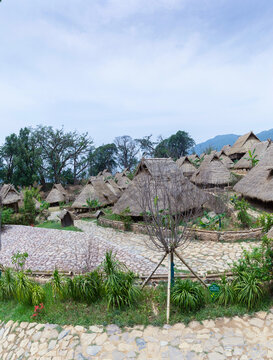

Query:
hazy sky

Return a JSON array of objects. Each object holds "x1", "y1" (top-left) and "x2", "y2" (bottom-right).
[{"x1": 0, "y1": 0, "x2": 273, "y2": 146}]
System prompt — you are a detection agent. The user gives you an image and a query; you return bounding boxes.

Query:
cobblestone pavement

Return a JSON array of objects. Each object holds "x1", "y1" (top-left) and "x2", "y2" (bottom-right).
[
  {"x1": 0, "y1": 225, "x2": 166, "y2": 275},
  {"x1": 75, "y1": 220, "x2": 260, "y2": 275},
  {"x1": 1, "y1": 309, "x2": 273, "y2": 359}
]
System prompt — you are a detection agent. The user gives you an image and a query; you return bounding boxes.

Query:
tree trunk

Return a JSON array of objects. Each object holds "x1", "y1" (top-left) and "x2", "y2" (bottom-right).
[{"x1": 167, "y1": 252, "x2": 172, "y2": 324}]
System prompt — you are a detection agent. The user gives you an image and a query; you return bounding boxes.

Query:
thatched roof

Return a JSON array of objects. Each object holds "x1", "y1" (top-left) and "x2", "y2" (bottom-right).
[
  {"x1": 216, "y1": 150, "x2": 234, "y2": 169},
  {"x1": 113, "y1": 158, "x2": 209, "y2": 216},
  {"x1": 0, "y1": 184, "x2": 21, "y2": 205},
  {"x1": 45, "y1": 184, "x2": 67, "y2": 204},
  {"x1": 187, "y1": 154, "x2": 199, "y2": 161},
  {"x1": 221, "y1": 144, "x2": 231, "y2": 154},
  {"x1": 227, "y1": 131, "x2": 260, "y2": 158},
  {"x1": 233, "y1": 141, "x2": 270, "y2": 170},
  {"x1": 71, "y1": 177, "x2": 120, "y2": 209},
  {"x1": 191, "y1": 154, "x2": 235, "y2": 187},
  {"x1": 114, "y1": 171, "x2": 131, "y2": 190},
  {"x1": 98, "y1": 169, "x2": 113, "y2": 180},
  {"x1": 233, "y1": 143, "x2": 273, "y2": 202},
  {"x1": 176, "y1": 156, "x2": 196, "y2": 178}
]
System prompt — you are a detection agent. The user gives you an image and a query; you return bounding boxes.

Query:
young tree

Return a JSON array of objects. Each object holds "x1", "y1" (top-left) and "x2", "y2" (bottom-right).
[
  {"x1": 70, "y1": 132, "x2": 93, "y2": 183},
  {"x1": 135, "y1": 165, "x2": 208, "y2": 322},
  {"x1": 114, "y1": 135, "x2": 139, "y2": 170}
]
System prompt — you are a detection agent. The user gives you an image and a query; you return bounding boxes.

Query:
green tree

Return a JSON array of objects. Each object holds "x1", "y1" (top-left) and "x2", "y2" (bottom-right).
[
  {"x1": 154, "y1": 131, "x2": 195, "y2": 159},
  {"x1": 135, "y1": 135, "x2": 157, "y2": 157},
  {"x1": 89, "y1": 144, "x2": 117, "y2": 176}
]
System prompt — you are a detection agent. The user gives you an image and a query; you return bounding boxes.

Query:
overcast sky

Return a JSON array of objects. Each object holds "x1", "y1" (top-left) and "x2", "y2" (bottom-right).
[{"x1": 0, "y1": 0, "x2": 273, "y2": 146}]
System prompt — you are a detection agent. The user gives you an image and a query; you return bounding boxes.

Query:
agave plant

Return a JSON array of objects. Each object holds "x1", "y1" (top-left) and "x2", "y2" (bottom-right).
[
  {"x1": 172, "y1": 279, "x2": 205, "y2": 312},
  {"x1": 216, "y1": 276, "x2": 234, "y2": 307},
  {"x1": 233, "y1": 272, "x2": 264, "y2": 310}
]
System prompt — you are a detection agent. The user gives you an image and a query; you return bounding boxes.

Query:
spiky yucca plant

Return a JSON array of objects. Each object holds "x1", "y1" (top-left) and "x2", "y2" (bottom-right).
[
  {"x1": 15, "y1": 272, "x2": 33, "y2": 304},
  {"x1": 51, "y1": 269, "x2": 67, "y2": 300},
  {"x1": 0, "y1": 268, "x2": 16, "y2": 299},
  {"x1": 31, "y1": 284, "x2": 45, "y2": 305}
]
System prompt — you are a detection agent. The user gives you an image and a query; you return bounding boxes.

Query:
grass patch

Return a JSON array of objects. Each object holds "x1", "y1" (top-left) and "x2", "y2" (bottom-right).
[
  {"x1": 36, "y1": 221, "x2": 82, "y2": 232},
  {"x1": 0, "y1": 282, "x2": 272, "y2": 327}
]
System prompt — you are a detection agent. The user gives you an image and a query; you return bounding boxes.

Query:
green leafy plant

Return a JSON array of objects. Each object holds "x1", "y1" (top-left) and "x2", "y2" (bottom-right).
[
  {"x1": 259, "y1": 212, "x2": 273, "y2": 233},
  {"x1": 216, "y1": 276, "x2": 235, "y2": 307},
  {"x1": 15, "y1": 272, "x2": 33, "y2": 305},
  {"x1": 51, "y1": 269, "x2": 67, "y2": 300},
  {"x1": 102, "y1": 251, "x2": 141, "y2": 309},
  {"x1": 1, "y1": 208, "x2": 14, "y2": 226},
  {"x1": 11, "y1": 252, "x2": 28, "y2": 272},
  {"x1": 40, "y1": 201, "x2": 50, "y2": 211},
  {"x1": 31, "y1": 284, "x2": 45, "y2": 305},
  {"x1": 85, "y1": 199, "x2": 102, "y2": 211},
  {"x1": 233, "y1": 272, "x2": 264, "y2": 310},
  {"x1": 66, "y1": 271, "x2": 102, "y2": 304},
  {"x1": 234, "y1": 198, "x2": 252, "y2": 228},
  {"x1": 0, "y1": 268, "x2": 16, "y2": 299},
  {"x1": 119, "y1": 207, "x2": 132, "y2": 231},
  {"x1": 244, "y1": 148, "x2": 259, "y2": 168},
  {"x1": 172, "y1": 279, "x2": 205, "y2": 312}
]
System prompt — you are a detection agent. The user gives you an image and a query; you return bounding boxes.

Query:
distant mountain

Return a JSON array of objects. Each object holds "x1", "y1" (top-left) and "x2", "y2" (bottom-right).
[{"x1": 192, "y1": 129, "x2": 273, "y2": 155}]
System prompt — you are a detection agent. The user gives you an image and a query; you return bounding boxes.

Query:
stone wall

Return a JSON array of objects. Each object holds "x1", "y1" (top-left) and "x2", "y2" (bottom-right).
[{"x1": 98, "y1": 217, "x2": 263, "y2": 242}]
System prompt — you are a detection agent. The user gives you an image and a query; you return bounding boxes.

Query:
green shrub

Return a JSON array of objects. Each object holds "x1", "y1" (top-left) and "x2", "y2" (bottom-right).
[
  {"x1": 232, "y1": 198, "x2": 252, "y2": 228},
  {"x1": 232, "y1": 236, "x2": 273, "y2": 282},
  {"x1": 11, "y1": 252, "x2": 28, "y2": 272},
  {"x1": 31, "y1": 284, "x2": 45, "y2": 305},
  {"x1": 259, "y1": 212, "x2": 273, "y2": 233},
  {"x1": 172, "y1": 279, "x2": 205, "y2": 312},
  {"x1": 0, "y1": 268, "x2": 16, "y2": 299},
  {"x1": 233, "y1": 272, "x2": 264, "y2": 310},
  {"x1": 66, "y1": 271, "x2": 102, "y2": 304},
  {"x1": 51, "y1": 269, "x2": 67, "y2": 300},
  {"x1": 102, "y1": 251, "x2": 141, "y2": 309},
  {"x1": 1, "y1": 208, "x2": 14, "y2": 226},
  {"x1": 216, "y1": 276, "x2": 235, "y2": 307},
  {"x1": 15, "y1": 272, "x2": 33, "y2": 305},
  {"x1": 22, "y1": 188, "x2": 36, "y2": 225}
]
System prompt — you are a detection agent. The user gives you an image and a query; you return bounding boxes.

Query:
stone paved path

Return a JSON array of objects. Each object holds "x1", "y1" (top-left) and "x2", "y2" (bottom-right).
[
  {"x1": 76, "y1": 220, "x2": 260, "y2": 275},
  {"x1": 0, "y1": 221, "x2": 260, "y2": 276},
  {"x1": 0, "y1": 225, "x2": 166, "y2": 275},
  {"x1": 1, "y1": 309, "x2": 273, "y2": 359}
]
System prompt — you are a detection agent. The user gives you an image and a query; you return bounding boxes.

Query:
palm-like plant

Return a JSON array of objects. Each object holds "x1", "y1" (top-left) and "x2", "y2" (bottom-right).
[
  {"x1": 172, "y1": 279, "x2": 205, "y2": 312},
  {"x1": 102, "y1": 251, "x2": 141, "y2": 309},
  {"x1": 233, "y1": 272, "x2": 264, "y2": 310},
  {"x1": 15, "y1": 272, "x2": 33, "y2": 304},
  {"x1": 0, "y1": 268, "x2": 16, "y2": 299},
  {"x1": 51, "y1": 269, "x2": 67, "y2": 300},
  {"x1": 31, "y1": 284, "x2": 45, "y2": 305},
  {"x1": 66, "y1": 271, "x2": 102, "y2": 303}
]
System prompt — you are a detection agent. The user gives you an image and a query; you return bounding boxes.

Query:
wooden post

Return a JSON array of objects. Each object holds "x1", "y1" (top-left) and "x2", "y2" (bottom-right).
[
  {"x1": 141, "y1": 253, "x2": 167, "y2": 289},
  {"x1": 174, "y1": 250, "x2": 207, "y2": 288},
  {"x1": 166, "y1": 252, "x2": 172, "y2": 324}
]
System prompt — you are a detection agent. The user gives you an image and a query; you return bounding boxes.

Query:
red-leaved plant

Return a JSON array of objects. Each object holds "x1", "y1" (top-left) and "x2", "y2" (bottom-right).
[{"x1": 31, "y1": 303, "x2": 44, "y2": 320}]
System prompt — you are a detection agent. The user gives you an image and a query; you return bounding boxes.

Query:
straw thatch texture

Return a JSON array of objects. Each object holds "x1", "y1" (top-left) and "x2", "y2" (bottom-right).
[
  {"x1": 113, "y1": 158, "x2": 209, "y2": 216},
  {"x1": 216, "y1": 150, "x2": 234, "y2": 169},
  {"x1": 233, "y1": 141, "x2": 270, "y2": 170},
  {"x1": 268, "y1": 227, "x2": 273, "y2": 239},
  {"x1": 114, "y1": 171, "x2": 131, "y2": 189},
  {"x1": 176, "y1": 156, "x2": 196, "y2": 178},
  {"x1": 45, "y1": 184, "x2": 67, "y2": 205},
  {"x1": 71, "y1": 178, "x2": 120, "y2": 209},
  {"x1": 233, "y1": 143, "x2": 273, "y2": 202},
  {"x1": 191, "y1": 154, "x2": 235, "y2": 187},
  {"x1": 0, "y1": 184, "x2": 21, "y2": 209},
  {"x1": 227, "y1": 131, "x2": 260, "y2": 160}
]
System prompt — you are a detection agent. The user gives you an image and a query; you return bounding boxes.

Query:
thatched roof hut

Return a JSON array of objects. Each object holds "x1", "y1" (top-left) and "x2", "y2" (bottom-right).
[
  {"x1": 113, "y1": 158, "x2": 209, "y2": 217},
  {"x1": 191, "y1": 154, "x2": 235, "y2": 187},
  {"x1": 114, "y1": 170, "x2": 132, "y2": 190},
  {"x1": 176, "y1": 156, "x2": 196, "y2": 178},
  {"x1": 0, "y1": 184, "x2": 21, "y2": 212},
  {"x1": 233, "y1": 141, "x2": 270, "y2": 170},
  {"x1": 45, "y1": 184, "x2": 67, "y2": 205},
  {"x1": 58, "y1": 209, "x2": 74, "y2": 227},
  {"x1": 233, "y1": 143, "x2": 273, "y2": 203},
  {"x1": 227, "y1": 131, "x2": 260, "y2": 160},
  {"x1": 216, "y1": 150, "x2": 234, "y2": 169},
  {"x1": 71, "y1": 177, "x2": 120, "y2": 210}
]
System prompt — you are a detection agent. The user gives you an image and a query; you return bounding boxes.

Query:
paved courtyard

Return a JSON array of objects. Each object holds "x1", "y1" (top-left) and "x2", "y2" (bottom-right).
[
  {"x1": 1, "y1": 310, "x2": 273, "y2": 359},
  {"x1": 0, "y1": 221, "x2": 260, "y2": 276}
]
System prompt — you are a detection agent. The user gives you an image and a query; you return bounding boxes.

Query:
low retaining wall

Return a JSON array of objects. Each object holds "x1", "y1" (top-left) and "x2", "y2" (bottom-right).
[{"x1": 98, "y1": 217, "x2": 263, "y2": 242}]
